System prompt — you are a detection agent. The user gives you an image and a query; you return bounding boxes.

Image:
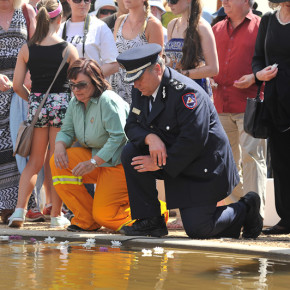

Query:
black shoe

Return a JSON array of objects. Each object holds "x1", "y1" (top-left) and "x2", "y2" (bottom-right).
[
  {"x1": 120, "y1": 216, "x2": 168, "y2": 237},
  {"x1": 240, "y1": 192, "x2": 263, "y2": 239},
  {"x1": 262, "y1": 224, "x2": 290, "y2": 235},
  {"x1": 67, "y1": 224, "x2": 100, "y2": 232}
]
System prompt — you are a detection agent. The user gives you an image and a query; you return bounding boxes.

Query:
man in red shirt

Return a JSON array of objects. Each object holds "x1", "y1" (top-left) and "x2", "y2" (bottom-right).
[{"x1": 212, "y1": 0, "x2": 267, "y2": 217}]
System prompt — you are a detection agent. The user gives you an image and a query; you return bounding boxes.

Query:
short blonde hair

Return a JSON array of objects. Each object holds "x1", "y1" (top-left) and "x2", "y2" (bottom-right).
[{"x1": 13, "y1": 0, "x2": 28, "y2": 9}]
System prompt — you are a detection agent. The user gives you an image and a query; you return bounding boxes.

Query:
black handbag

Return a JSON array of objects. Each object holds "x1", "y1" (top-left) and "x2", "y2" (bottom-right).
[
  {"x1": 244, "y1": 12, "x2": 274, "y2": 139},
  {"x1": 244, "y1": 85, "x2": 268, "y2": 139}
]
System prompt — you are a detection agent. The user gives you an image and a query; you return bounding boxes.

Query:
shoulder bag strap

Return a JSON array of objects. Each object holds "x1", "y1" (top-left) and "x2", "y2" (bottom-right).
[
  {"x1": 30, "y1": 45, "x2": 71, "y2": 127},
  {"x1": 82, "y1": 14, "x2": 90, "y2": 57},
  {"x1": 62, "y1": 15, "x2": 89, "y2": 57}
]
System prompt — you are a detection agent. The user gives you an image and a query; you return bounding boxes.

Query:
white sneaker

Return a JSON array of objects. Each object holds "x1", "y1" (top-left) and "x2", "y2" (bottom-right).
[
  {"x1": 8, "y1": 208, "x2": 26, "y2": 228},
  {"x1": 50, "y1": 213, "x2": 71, "y2": 228}
]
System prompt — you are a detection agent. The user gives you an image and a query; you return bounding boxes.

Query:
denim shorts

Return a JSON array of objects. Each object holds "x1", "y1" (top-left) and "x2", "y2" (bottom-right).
[{"x1": 27, "y1": 92, "x2": 71, "y2": 128}]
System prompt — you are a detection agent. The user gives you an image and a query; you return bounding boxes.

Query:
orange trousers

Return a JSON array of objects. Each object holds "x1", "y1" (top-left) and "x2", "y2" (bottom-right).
[{"x1": 50, "y1": 147, "x2": 132, "y2": 231}]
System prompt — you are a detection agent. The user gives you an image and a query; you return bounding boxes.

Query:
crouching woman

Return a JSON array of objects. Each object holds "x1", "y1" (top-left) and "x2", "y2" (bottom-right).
[{"x1": 50, "y1": 58, "x2": 132, "y2": 232}]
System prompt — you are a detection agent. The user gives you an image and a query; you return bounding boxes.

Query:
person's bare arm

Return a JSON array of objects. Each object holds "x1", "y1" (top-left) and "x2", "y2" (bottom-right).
[
  {"x1": 13, "y1": 44, "x2": 30, "y2": 101},
  {"x1": 181, "y1": 19, "x2": 219, "y2": 79}
]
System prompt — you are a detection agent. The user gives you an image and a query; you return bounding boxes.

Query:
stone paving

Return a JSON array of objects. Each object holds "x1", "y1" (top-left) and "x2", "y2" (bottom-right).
[{"x1": 1, "y1": 220, "x2": 290, "y2": 259}]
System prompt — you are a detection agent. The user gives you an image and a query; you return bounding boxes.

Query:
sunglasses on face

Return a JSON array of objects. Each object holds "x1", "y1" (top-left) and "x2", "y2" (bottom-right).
[
  {"x1": 71, "y1": 0, "x2": 91, "y2": 4},
  {"x1": 167, "y1": 0, "x2": 179, "y2": 4},
  {"x1": 69, "y1": 81, "x2": 89, "y2": 91},
  {"x1": 99, "y1": 8, "x2": 116, "y2": 15}
]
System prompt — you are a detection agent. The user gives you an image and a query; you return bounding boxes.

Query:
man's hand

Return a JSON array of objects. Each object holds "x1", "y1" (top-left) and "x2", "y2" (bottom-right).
[
  {"x1": 54, "y1": 142, "x2": 69, "y2": 169},
  {"x1": 233, "y1": 74, "x2": 255, "y2": 89},
  {"x1": 72, "y1": 160, "x2": 95, "y2": 176},
  {"x1": 0, "y1": 74, "x2": 12, "y2": 92},
  {"x1": 144, "y1": 133, "x2": 167, "y2": 167},
  {"x1": 131, "y1": 155, "x2": 160, "y2": 172}
]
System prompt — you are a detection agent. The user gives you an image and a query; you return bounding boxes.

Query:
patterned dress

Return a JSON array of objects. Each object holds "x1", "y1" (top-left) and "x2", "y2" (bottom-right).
[
  {"x1": 0, "y1": 8, "x2": 36, "y2": 212},
  {"x1": 110, "y1": 15, "x2": 149, "y2": 105},
  {"x1": 165, "y1": 38, "x2": 212, "y2": 96}
]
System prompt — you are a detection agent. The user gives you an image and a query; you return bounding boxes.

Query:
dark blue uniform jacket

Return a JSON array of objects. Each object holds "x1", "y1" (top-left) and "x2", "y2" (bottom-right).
[{"x1": 125, "y1": 67, "x2": 239, "y2": 209}]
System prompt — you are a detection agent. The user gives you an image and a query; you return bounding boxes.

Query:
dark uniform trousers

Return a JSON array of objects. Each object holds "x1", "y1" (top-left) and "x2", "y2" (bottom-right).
[
  {"x1": 122, "y1": 143, "x2": 247, "y2": 239},
  {"x1": 122, "y1": 67, "x2": 247, "y2": 239}
]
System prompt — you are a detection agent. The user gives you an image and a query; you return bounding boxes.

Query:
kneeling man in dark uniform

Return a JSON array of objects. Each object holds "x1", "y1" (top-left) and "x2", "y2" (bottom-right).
[{"x1": 118, "y1": 44, "x2": 263, "y2": 239}]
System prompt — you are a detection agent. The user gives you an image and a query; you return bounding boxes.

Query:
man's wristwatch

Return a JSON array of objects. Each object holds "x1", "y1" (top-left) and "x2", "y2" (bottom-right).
[{"x1": 90, "y1": 158, "x2": 98, "y2": 167}]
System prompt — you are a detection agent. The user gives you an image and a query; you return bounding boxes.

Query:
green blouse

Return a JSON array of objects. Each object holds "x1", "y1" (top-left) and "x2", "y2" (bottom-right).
[{"x1": 56, "y1": 90, "x2": 129, "y2": 167}]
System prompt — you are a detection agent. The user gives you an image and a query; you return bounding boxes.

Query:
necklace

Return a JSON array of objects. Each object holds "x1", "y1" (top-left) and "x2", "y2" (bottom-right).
[
  {"x1": 127, "y1": 17, "x2": 144, "y2": 33},
  {"x1": 276, "y1": 9, "x2": 290, "y2": 26}
]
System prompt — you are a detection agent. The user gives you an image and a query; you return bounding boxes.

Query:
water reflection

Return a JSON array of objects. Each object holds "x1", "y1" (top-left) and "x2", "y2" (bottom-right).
[{"x1": 0, "y1": 240, "x2": 290, "y2": 289}]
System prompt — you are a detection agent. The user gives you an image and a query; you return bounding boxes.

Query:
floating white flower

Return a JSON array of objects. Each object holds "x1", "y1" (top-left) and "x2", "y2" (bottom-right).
[
  {"x1": 82, "y1": 242, "x2": 92, "y2": 249},
  {"x1": 166, "y1": 251, "x2": 174, "y2": 258},
  {"x1": 60, "y1": 240, "x2": 69, "y2": 246},
  {"x1": 142, "y1": 249, "x2": 152, "y2": 256},
  {"x1": 44, "y1": 236, "x2": 56, "y2": 243},
  {"x1": 153, "y1": 247, "x2": 164, "y2": 254},
  {"x1": 111, "y1": 240, "x2": 122, "y2": 247},
  {"x1": 86, "y1": 238, "x2": 96, "y2": 246},
  {"x1": 0, "y1": 236, "x2": 9, "y2": 241}
]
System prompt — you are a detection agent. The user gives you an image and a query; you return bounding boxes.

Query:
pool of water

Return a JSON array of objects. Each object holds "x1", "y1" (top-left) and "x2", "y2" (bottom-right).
[{"x1": 1, "y1": 238, "x2": 290, "y2": 289}]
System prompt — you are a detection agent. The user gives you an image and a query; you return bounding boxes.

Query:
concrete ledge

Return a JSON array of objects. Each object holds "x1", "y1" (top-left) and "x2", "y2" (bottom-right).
[{"x1": 1, "y1": 226, "x2": 290, "y2": 260}]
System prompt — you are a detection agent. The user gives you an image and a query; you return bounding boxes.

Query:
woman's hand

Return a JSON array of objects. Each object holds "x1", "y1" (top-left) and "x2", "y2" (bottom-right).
[
  {"x1": 256, "y1": 65, "x2": 278, "y2": 82},
  {"x1": 0, "y1": 74, "x2": 12, "y2": 92},
  {"x1": 54, "y1": 142, "x2": 69, "y2": 169},
  {"x1": 72, "y1": 160, "x2": 95, "y2": 176},
  {"x1": 131, "y1": 155, "x2": 160, "y2": 172}
]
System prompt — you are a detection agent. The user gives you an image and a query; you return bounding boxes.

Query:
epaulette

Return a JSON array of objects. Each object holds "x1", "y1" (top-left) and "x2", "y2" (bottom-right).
[{"x1": 169, "y1": 78, "x2": 186, "y2": 91}]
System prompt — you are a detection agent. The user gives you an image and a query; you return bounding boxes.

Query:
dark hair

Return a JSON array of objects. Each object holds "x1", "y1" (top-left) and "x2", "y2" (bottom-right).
[
  {"x1": 29, "y1": 0, "x2": 62, "y2": 46},
  {"x1": 67, "y1": 58, "x2": 111, "y2": 98},
  {"x1": 181, "y1": 0, "x2": 202, "y2": 70}
]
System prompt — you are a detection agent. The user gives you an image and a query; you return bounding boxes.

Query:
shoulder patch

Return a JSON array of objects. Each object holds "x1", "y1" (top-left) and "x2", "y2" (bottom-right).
[
  {"x1": 182, "y1": 93, "x2": 197, "y2": 109},
  {"x1": 169, "y1": 78, "x2": 185, "y2": 91}
]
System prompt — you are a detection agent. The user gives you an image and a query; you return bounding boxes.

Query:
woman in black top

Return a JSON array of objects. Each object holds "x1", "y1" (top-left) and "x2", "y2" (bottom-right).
[
  {"x1": 252, "y1": 0, "x2": 290, "y2": 235},
  {"x1": 9, "y1": 0, "x2": 78, "y2": 228}
]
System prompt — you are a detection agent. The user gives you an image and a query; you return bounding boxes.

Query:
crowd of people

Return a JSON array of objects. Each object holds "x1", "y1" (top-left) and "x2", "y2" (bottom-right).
[{"x1": 0, "y1": 0, "x2": 289, "y2": 239}]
